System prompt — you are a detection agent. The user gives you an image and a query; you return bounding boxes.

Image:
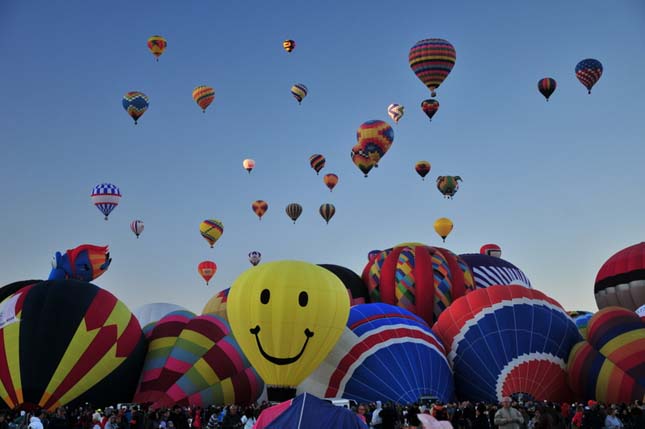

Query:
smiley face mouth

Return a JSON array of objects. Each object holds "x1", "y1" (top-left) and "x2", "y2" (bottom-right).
[{"x1": 249, "y1": 325, "x2": 314, "y2": 365}]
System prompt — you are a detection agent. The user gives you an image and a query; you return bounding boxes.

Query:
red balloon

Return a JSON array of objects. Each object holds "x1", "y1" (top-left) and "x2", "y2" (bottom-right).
[{"x1": 198, "y1": 261, "x2": 217, "y2": 285}]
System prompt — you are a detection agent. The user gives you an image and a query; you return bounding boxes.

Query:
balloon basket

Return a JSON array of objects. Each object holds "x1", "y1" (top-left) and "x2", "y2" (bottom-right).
[{"x1": 267, "y1": 386, "x2": 297, "y2": 403}]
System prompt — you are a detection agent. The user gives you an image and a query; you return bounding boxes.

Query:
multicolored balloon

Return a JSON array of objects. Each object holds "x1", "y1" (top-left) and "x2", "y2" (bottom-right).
[
  {"x1": 361, "y1": 243, "x2": 474, "y2": 325},
  {"x1": 133, "y1": 303, "x2": 188, "y2": 333},
  {"x1": 567, "y1": 307, "x2": 645, "y2": 403},
  {"x1": 0, "y1": 279, "x2": 146, "y2": 410},
  {"x1": 200, "y1": 219, "x2": 224, "y2": 248},
  {"x1": 252, "y1": 200, "x2": 269, "y2": 220},
  {"x1": 291, "y1": 83, "x2": 308, "y2": 104},
  {"x1": 387, "y1": 104, "x2": 404, "y2": 123},
  {"x1": 356, "y1": 120, "x2": 394, "y2": 166},
  {"x1": 298, "y1": 304, "x2": 454, "y2": 404},
  {"x1": 285, "y1": 203, "x2": 303, "y2": 224},
  {"x1": 198, "y1": 260, "x2": 217, "y2": 285},
  {"x1": 323, "y1": 174, "x2": 338, "y2": 192},
  {"x1": 595, "y1": 242, "x2": 645, "y2": 311},
  {"x1": 415, "y1": 161, "x2": 431, "y2": 180},
  {"x1": 122, "y1": 91, "x2": 149, "y2": 125},
  {"x1": 91, "y1": 183, "x2": 121, "y2": 220},
  {"x1": 434, "y1": 218, "x2": 453, "y2": 242},
  {"x1": 130, "y1": 220, "x2": 144, "y2": 238},
  {"x1": 637, "y1": 304, "x2": 645, "y2": 322},
  {"x1": 249, "y1": 251, "x2": 262, "y2": 266},
  {"x1": 575, "y1": 59, "x2": 603, "y2": 94},
  {"x1": 202, "y1": 288, "x2": 230, "y2": 321},
  {"x1": 436, "y1": 176, "x2": 462, "y2": 199},
  {"x1": 134, "y1": 311, "x2": 264, "y2": 407},
  {"x1": 409, "y1": 39, "x2": 456, "y2": 97},
  {"x1": 48, "y1": 244, "x2": 111, "y2": 282},
  {"x1": 421, "y1": 99, "x2": 440, "y2": 121},
  {"x1": 567, "y1": 310, "x2": 594, "y2": 339},
  {"x1": 192, "y1": 86, "x2": 215, "y2": 112},
  {"x1": 147, "y1": 35, "x2": 167, "y2": 61},
  {"x1": 434, "y1": 285, "x2": 581, "y2": 403},
  {"x1": 309, "y1": 154, "x2": 326, "y2": 175},
  {"x1": 243, "y1": 159, "x2": 255, "y2": 174},
  {"x1": 319, "y1": 203, "x2": 336, "y2": 224},
  {"x1": 480, "y1": 243, "x2": 502, "y2": 258},
  {"x1": 537, "y1": 78, "x2": 557, "y2": 101}
]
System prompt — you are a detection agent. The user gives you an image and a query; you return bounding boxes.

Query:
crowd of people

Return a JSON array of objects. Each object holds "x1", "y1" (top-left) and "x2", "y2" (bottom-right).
[{"x1": 0, "y1": 398, "x2": 643, "y2": 429}]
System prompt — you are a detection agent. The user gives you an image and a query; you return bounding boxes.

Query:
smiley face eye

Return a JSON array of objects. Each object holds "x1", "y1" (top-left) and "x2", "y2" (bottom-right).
[
  {"x1": 299, "y1": 291, "x2": 308, "y2": 307},
  {"x1": 260, "y1": 289, "x2": 270, "y2": 304}
]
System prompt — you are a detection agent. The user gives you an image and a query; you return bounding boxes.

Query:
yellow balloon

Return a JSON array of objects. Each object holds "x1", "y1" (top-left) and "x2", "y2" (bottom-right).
[
  {"x1": 434, "y1": 217, "x2": 454, "y2": 242},
  {"x1": 227, "y1": 260, "x2": 349, "y2": 401},
  {"x1": 200, "y1": 219, "x2": 224, "y2": 248}
]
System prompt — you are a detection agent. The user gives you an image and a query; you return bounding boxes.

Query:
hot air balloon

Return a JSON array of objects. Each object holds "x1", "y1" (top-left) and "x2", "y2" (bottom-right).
[
  {"x1": 434, "y1": 218, "x2": 453, "y2": 242},
  {"x1": 252, "y1": 200, "x2": 269, "y2": 220},
  {"x1": 567, "y1": 310, "x2": 594, "y2": 339},
  {"x1": 415, "y1": 161, "x2": 431, "y2": 180},
  {"x1": 409, "y1": 39, "x2": 456, "y2": 97},
  {"x1": 202, "y1": 288, "x2": 230, "y2": 321},
  {"x1": 575, "y1": 59, "x2": 603, "y2": 94},
  {"x1": 249, "y1": 251, "x2": 262, "y2": 266},
  {"x1": 480, "y1": 243, "x2": 502, "y2": 258},
  {"x1": 356, "y1": 120, "x2": 394, "y2": 167},
  {"x1": 387, "y1": 104, "x2": 404, "y2": 123},
  {"x1": 537, "y1": 78, "x2": 557, "y2": 101},
  {"x1": 367, "y1": 250, "x2": 381, "y2": 262},
  {"x1": 567, "y1": 307, "x2": 645, "y2": 403},
  {"x1": 350, "y1": 144, "x2": 375, "y2": 178},
  {"x1": 298, "y1": 304, "x2": 454, "y2": 404},
  {"x1": 243, "y1": 159, "x2": 255, "y2": 174},
  {"x1": 436, "y1": 176, "x2": 462, "y2": 199},
  {"x1": 122, "y1": 91, "x2": 149, "y2": 124},
  {"x1": 134, "y1": 311, "x2": 264, "y2": 407},
  {"x1": 318, "y1": 264, "x2": 370, "y2": 306},
  {"x1": 147, "y1": 35, "x2": 167, "y2": 61},
  {"x1": 323, "y1": 173, "x2": 338, "y2": 192},
  {"x1": 91, "y1": 183, "x2": 121, "y2": 220},
  {"x1": 192, "y1": 86, "x2": 215, "y2": 112},
  {"x1": 133, "y1": 302, "x2": 188, "y2": 334},
  {"x1": 285, "y1": 203, "x2": 302, "y2": 224},
  {"x1": 458, "y1": 253, "x2": 532, "y2": 289},
  {"x1": 309, "y1": 154, "x2": 325, "y2": 175},
  {"x1": 283, "y1": 40, "x2": 296, "y2": 53},
  {"x1": 421, "y1": 99, "x2": 440, "y2": 121},
  {"x1": 198, "y1": 261, "x2": 217, "y2": 285},
  {"x1": 130, "y1": 220, "x2": 144, "y2": 238},
  {"x1": 48, "y1": 244, "x2": 111, "y2": 282},
  {"x1": 227, "y1": 260, "x2": 350, "y2": 402},
  {"x1": 319, "y1": 203, "x2": 335, "y2": 224},
  {"x1": 0, "y1": 279, "x2": 146, "y2": 410},
  {"x1": 434, "y1": 285, "x2": 581, "y2": 403},
  {"x1": 200, "y1": 219, "x2": 224, "y2": 248},
  {"x1": 291, "y1": 83, "x2": 308, "y2": 104},
  {"x1": 361, "y1": 243, "x2": 474, "y2": 325},
  {"x1": 594, "y1": 242, "x2": 645, "y2": 311}
]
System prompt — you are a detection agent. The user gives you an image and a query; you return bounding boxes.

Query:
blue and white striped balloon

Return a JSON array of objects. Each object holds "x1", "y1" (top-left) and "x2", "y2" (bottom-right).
[
  {"x1": 459, "y1": 253, "x2": 531, "y2": 289},
  {"x1": 91, "y1": 183, "x2": 121, "y2": 220}
]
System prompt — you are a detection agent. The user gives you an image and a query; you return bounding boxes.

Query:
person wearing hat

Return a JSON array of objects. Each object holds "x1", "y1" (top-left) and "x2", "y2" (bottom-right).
[
  {"x1": 92, "y1": 413, "x2": 102, "y2": 429},
  {"x1": 581, "y1": 400, "x2": 603, "y2": 429},
  {"x1": 494, "y1": 397, "x2": 524, "y2": 429}
]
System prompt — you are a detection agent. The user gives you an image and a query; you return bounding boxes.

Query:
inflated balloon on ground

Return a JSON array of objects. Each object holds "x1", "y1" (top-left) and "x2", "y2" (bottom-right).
[{"x1": 594, "y1": 242, "x2": 645, "y2": 311}]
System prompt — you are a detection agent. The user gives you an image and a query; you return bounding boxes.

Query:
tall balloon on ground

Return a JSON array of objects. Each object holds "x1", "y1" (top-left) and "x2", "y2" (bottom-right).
[
  {"x1": 227, "y1": 261, "x2": 350, "y2": 402},
  {"x1": 594, "y1": 242, "x2": 645, "y2": 311}
]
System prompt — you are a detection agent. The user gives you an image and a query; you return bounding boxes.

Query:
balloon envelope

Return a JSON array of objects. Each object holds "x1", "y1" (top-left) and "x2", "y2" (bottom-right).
[
  {"x1": 458, "y1": 253, "x2": 531, "y2": 289},
  {"x1": 594, "y1": 242, "x2": 645, "y2": 311},
  {"x1": 409, "y1": 39, "x2": 456, "y2": 97}
]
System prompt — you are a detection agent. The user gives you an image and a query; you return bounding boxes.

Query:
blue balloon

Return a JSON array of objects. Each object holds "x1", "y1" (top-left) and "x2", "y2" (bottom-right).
[{"x1": 459, "y1": 253, "x2": 531, "y2": 289}]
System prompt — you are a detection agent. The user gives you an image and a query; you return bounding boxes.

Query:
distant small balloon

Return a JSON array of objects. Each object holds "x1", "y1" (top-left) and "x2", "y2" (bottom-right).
[
  {"x1": 285, "y1": 203, "x2": 303, "y2": 224},
  {"x1": 252, "y1": 200, "x2": 268, "y2": 220},
  {"x1": 309, "y1": 154, "x2": 325, "y2": 175},
  {"x1": 575, "y1": 59, "x2": 603, "y2": 94},
  {"x1": 480, "y1": 243, "x2": 502, "y2": 258},
  {"x1": 415, "y1": 161, "x2": 431, "y2": 180},
  {"x1": 130, "y1": 220, "x2": 144, "y2": 238},
  {"x1": 122, "y1": 92, "x2": 149, "y2": 125},
  {"x1": 283, "y1": 40, "x2": 296, "y2": 53},
  {"x1": 434, "y1": 217, "x2": 454, "y2": 242},
  {"x1": 319, "y1": 203, "x2": 336, "y2": 224},
  {"x1": 192, "y1": 86, "x2": 215, "y2": 112},
  {"x1": 387, "y1": 104, "x2": 404, "y2": 123},
  {"x1": 291, "y1": 83, "x2": 308, "y2": 104},
  {"x1": 198, "y1": 260, "x2": 217, "y2": 285},
  {"x1": 147, "y1": 35, "x2": 167, "y2": 61},
  {"x1": 323, "y1": 174, "x2": 339, "y2": 192},
  {"x1": 421, "y1": 99, "x2": 440, "y2": 121},
  {"x1": 537, "y1": 78, "x2": 557, "y2": 101},
  {"x1": 243, "y1": 159, "x2": 255, "y2": 174},
  {"x1": 248, "y1": 251, "x2": 262, "y2": 266}
]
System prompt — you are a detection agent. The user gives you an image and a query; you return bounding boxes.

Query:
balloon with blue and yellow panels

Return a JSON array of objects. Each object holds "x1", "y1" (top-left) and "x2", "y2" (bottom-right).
[{"x1": 227, "y1": 260, "x2": 350, "y2": 402}]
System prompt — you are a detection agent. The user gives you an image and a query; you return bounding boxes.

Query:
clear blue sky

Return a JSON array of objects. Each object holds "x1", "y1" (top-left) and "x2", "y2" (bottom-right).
[{"x1": 1, "y1": 0, "x2": 644, "y2": 314}]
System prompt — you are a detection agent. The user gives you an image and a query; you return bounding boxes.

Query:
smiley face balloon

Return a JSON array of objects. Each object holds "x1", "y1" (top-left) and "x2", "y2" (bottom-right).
[{"x1": 227, "y1": 260, "x2": 350, "y2": 401}]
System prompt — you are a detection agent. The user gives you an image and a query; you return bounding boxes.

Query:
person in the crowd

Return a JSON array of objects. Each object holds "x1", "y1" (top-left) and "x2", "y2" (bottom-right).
[
  {"x1": 571, "y1": 405, "x2": 584, "y2": 429},
  {"x1": 494, "y1": 397, "x2": 524, "y2": 429},
  {"x1": 220, "y1": 405, "x2": 241, "y2": 429},
  {"x1": 91, "y1": 412, "x2": 103, "y2": 429},
  {"x1": 379, "y1": 402, "x2": 398, "y2": 429},
  {"x1": 581, "y1": 401, "x2": 603, "y2": 429},
  {"x1": 105, "y1": 415, "x2": 119, "y2": 429},
  {"x1": 472, "y1": 404, "x2": 491, "y2": 429},
  {"x1": 371, "y1": 401, "x2": 383, "y2": 429},
  {"x1": 170, "y1": 407, "x2": 188, "y2": 429},
  {"x1": 406, "y1": 404, "x2": 421, "y2": 429},
  {"x1": 356, "y1": 404, "x2": 368, "y2": 424},
  {"x1": 27, "y1": 415, "x2": 44, "y2": 429},
  {"x1": 0, "y1": 413, "x2": 9, "y2": 429},
  {"x1": 239, "y1": 407, "x2": 255, "y2": 429},
  {"x1": 604, "y1": 406, "x2": 623, "y2": 429}
]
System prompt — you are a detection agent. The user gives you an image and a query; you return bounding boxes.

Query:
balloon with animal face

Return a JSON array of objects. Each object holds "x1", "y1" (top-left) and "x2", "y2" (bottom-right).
[
  {"x1": 226, "y1": 260, "x2": 350, "y2": 402},
  {"x1": 436, "y1": 176, "x2": 462, "y2": 198},
  {"x1": 48, "y1": 244, "x2": 111, "y2": 282}
]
